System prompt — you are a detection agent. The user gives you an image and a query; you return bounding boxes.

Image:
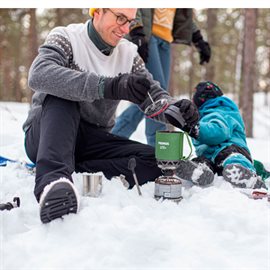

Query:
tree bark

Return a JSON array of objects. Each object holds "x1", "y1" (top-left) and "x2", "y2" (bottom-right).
[
  {"x1": 55, "y1": 9, "x2": 64, "y2": 26},
  {"x1": 205, "y1": 8, "x2": 217, "y2": 81},
  {"x1": 242, "y1": 9, "x2": 257, "y2": 137},
  {"x1": 168, "y1": 44, "x2": 177, "y2": 97},
  {"x1": 188, "y1": 47, "x2": 194, "y2": 99},
  {"x1": 0, "y1": 21, "x2": 3, "y2": 99},
  {"x1": 265, "y1": 13, "x2": 270, "y2": 106},
  {"x1": 27, "y1": 8, "x2": 38, "y2": 102}
]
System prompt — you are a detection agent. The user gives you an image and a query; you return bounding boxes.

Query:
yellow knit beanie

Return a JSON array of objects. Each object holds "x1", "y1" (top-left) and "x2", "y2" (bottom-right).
[{"x1": 89, "y1": 8, "x2": 97, "y2": 17}]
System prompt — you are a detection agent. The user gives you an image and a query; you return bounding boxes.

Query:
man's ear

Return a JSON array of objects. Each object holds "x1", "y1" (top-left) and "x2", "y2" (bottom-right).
[
  {"x1": 90, "y1": 8, "x2": 101, "y2": 18},
  {"x1": 94, "y1": 8, "x2": 104, "y2": 21},
  {"x1": 94, "y1": 8, "x2": 101, "y2": 15},
  {"x1": 89, "y1": 8, "x2": 98, "y2": 17}
]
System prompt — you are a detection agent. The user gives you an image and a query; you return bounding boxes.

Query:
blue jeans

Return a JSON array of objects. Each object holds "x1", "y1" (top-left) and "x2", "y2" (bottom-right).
[{"x1": 112, "y1": 35, "x2": 171, "y2": 146}]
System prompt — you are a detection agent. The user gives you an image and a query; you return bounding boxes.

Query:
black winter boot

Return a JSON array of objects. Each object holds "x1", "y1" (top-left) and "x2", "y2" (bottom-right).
[{"x1": 39, "y1": 178, "x2": 79, "y2": 223}]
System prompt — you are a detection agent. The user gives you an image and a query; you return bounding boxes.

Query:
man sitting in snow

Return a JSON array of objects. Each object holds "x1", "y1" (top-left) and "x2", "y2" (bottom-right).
[
  {"x1": 23, "y1": 8, "x2": 199, "y2": 223},
  {"x1": 176, "y1": 81, "x2": 266, "y2": 189}
]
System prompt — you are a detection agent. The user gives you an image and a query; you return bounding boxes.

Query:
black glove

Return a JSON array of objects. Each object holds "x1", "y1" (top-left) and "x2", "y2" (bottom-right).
[
  {"x1": 165, "y1": 99, "x2": 200, "y2": 138},
  {"x1": 103, "y1": 73, "x2": 150, "y2": 104},
  {"x1": 130, "y1": 27, "x2": 149, "y2": 63},
  {"x1": 192, "y1": 30, "x2": 211, "y2": 65}
]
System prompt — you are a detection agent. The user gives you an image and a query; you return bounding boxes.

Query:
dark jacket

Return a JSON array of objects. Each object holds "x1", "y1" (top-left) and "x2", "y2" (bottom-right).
[{"x1": 134, "y1": 8, "x2": 197, "y2": 45}]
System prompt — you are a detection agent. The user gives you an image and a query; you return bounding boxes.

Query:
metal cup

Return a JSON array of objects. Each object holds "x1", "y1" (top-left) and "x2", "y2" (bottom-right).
[{"x1": 82, "y1": 173, "x2": 102, "y2": 197}]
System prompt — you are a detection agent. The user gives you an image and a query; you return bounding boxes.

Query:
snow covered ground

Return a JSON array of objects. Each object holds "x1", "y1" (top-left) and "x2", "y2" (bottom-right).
[{"x1": 0, "y1": 93, "x2": 269, "y2": 270}]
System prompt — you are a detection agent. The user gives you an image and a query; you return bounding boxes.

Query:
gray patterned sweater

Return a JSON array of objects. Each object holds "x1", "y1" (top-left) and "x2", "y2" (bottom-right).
[{"x1": 23, "y1": 20, "x2": 169, "y2": 132}]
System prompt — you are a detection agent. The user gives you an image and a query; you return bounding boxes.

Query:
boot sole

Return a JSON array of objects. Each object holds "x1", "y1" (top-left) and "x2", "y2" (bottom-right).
[
  {"x1": 222, "y1": 164, "x2": 257, "y2": 188},
  {"x1": 176, "y1": 160, "x2": 214, "y2": 186},
  {"x1": 40, "y1": 182, "x2": 78, "y2": 224}
]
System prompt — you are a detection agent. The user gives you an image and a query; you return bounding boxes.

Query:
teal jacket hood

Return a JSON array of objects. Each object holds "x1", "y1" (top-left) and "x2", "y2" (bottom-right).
[{"x1": 199, "y1": 96, "x2": 239, "y2": 116}]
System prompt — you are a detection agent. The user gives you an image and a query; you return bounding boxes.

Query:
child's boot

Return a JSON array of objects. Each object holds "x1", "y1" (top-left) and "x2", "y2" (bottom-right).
[{"x1": 222, "y1": 164, "x2": 266, "y2": 189}]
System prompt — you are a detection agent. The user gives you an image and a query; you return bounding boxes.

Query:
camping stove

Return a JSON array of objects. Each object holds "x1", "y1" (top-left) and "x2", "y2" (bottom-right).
[
  {"x1": 144, "y1": 95, "x2": 187, "y2": 202},
  {"x1": 153, "y1": 131, "x2": 184, "y2": 202},
  {"x1": 154, "y1": 167, "x2": 183, "y2": 202}
]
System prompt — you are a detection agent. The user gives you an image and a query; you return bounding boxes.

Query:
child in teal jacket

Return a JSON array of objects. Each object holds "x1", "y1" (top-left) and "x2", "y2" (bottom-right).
[{"x1": 177, "y1": 81, "x2": 266, "y2": 189}]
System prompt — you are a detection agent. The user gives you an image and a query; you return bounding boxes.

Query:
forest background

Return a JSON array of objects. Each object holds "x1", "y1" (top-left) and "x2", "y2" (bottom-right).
[{"x1": 0, "y1": 8, "x2": 269, "y2": 137}]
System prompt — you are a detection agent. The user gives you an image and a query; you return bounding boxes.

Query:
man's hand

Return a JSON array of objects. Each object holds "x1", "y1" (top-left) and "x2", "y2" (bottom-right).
[
  {"x1": 103, "y1": 73, "x2": 150, "y2": 104},
  {"x1": 130, "y1": 27, "x2": 149, "y2": 63},
  {"x1": 165, "y1": 99, "x2": 200, "y2": 138},
  {"x1": 192, "y1": 30, "x2": 211, "y2": 65}
]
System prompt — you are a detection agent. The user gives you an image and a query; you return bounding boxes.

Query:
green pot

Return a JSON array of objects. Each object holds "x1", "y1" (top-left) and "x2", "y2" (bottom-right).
[{"x1": 155, "y1": 131, "x2": 184, "y2": 161}]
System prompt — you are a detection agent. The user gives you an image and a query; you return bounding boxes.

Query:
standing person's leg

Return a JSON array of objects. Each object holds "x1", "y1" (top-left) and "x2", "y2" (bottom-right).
[
  {"x1": 145, "y1": 36, "x2": 169, "y2": 146},
  {"x1": 75, "y1": 122, "x2": 162, "y2": 188},
  {"x1": 25, "y1": 95, "x2": 80, "y2": 223},
  {"x1": 159, "y1": 38, "x2": 171, "y2": 88},
  {"x1": 111, "y1": 104, "x2": 144, "y2": 138}
]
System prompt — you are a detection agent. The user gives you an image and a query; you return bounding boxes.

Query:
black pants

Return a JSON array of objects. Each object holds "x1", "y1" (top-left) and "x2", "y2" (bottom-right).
[{"x1": 25, "y1": 95, "x2": 162, "y2": 201}]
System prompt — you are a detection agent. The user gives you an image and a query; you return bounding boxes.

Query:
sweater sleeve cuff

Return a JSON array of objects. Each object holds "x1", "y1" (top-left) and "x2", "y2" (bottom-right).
[{"x1": 98, "y1": 76, "x2": 106, "y2": 98}]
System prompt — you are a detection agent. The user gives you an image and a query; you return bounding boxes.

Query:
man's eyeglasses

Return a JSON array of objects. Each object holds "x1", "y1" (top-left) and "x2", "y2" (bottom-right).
[{"x1": 106, "y1": 8, "x2": 136, "y2": 26}]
